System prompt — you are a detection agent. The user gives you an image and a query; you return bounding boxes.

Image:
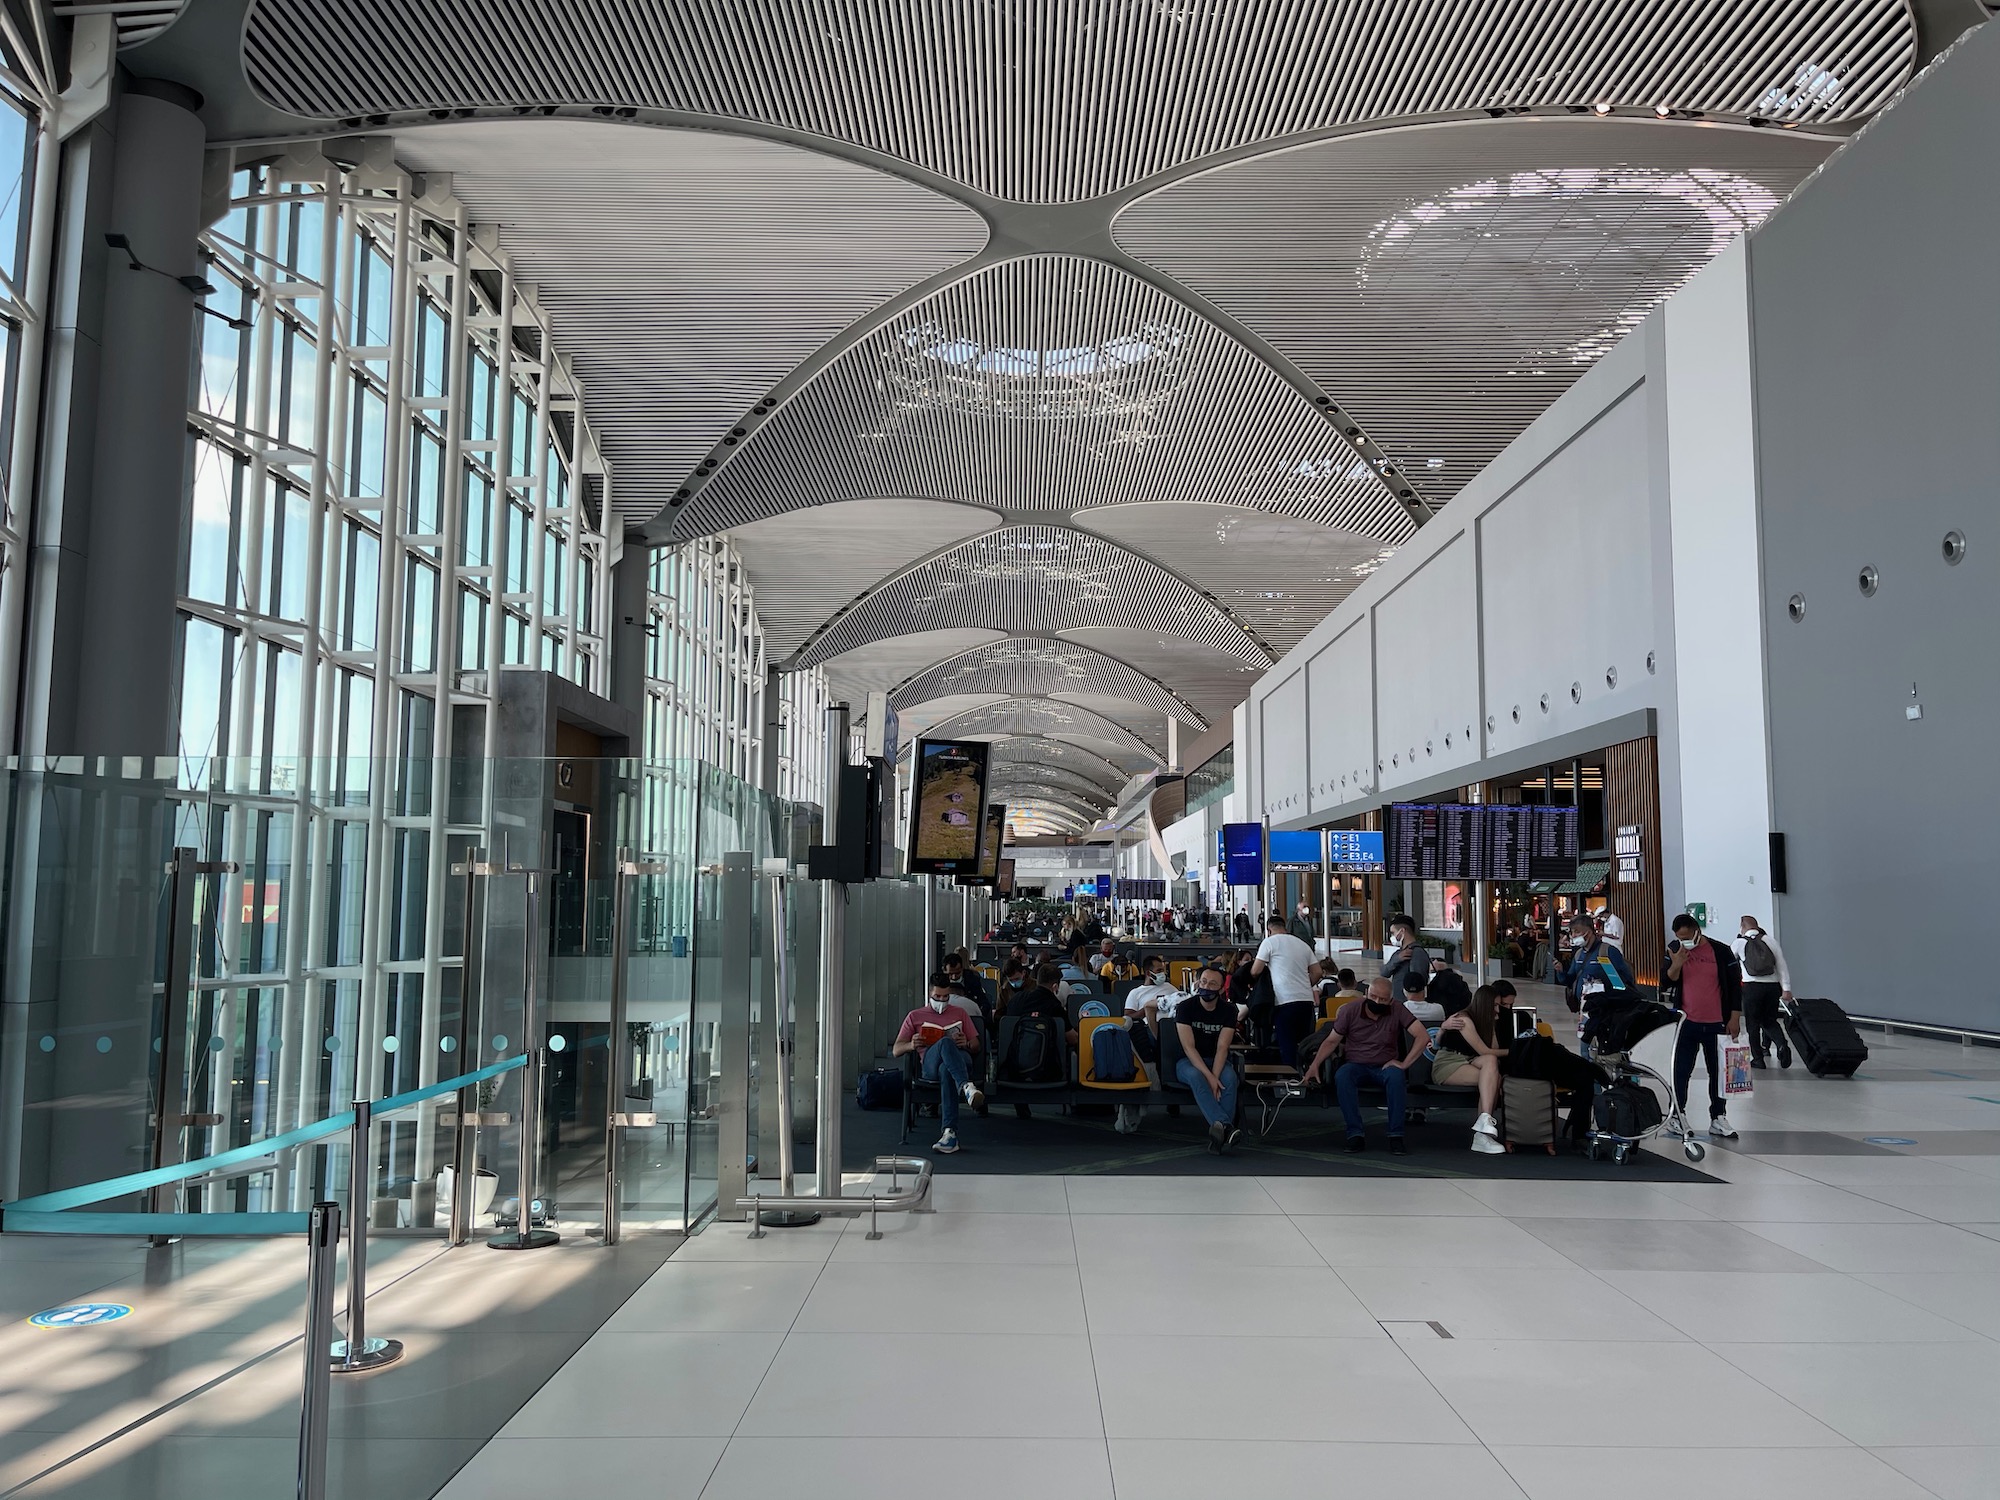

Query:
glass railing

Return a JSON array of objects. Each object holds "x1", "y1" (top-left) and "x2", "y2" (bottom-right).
[{"x1": 0, "y1": 753, "x2": 984, "y2": 1240}]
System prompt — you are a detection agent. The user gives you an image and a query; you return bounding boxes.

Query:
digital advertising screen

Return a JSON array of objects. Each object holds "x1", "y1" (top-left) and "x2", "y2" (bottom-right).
[
  {"x1": 906, "y1": 738, "x2": 992, "y2": 874},
  {"x1": 977, "y1": 803, "x2": 1006, "y2": 881},
  {"x1": 1326, "y1": 829, "x2": 1386, "y2": 872},
  {"x1": 1221, "y1": 822, "x2": 1265, "y2": 887},
  {"x1": 1267, "y1": 828, "x2": 1323, "y2": 869},
  {"x1": 996, "y1": 858, "x2": 1016, "y2": 896}
]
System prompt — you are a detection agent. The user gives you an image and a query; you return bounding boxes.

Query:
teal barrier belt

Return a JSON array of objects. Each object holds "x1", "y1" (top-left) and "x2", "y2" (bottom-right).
[{"x1": 0, "y1": 1054, "x2": 525, "y2": 1233}]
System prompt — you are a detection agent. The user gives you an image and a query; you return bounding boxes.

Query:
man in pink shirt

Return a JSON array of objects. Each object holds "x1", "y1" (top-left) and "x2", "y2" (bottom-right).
[
  {"x1": 892, "y1": 971, "x2": 985, "y2": 1155},
  {"x1": 1664, "y1": 912, "x2": 1743, "y2": 1139}
]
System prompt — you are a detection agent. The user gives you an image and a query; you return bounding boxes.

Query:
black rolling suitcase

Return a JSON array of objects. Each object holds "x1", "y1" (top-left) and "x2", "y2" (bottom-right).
[{"x1": 1783, "y1": 997, "x2": 1868, "y2": 1078}]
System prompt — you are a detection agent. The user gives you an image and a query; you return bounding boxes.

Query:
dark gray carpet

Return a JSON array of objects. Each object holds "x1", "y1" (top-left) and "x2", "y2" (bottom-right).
[{"x1": 844, "y1": 1097, "x2": 1717, "y2": 1182}]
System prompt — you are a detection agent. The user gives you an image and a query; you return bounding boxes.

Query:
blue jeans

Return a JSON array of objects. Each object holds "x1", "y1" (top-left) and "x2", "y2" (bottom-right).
[
  {"x1": 1335, "y1": 1061, "x2": 1408, "y2": 1138},
  {"x1": 922, "y1": 1041, "x2": 970, "y2": 1130},
  {"x1": 1175, "y1": 1057, "x2": 1240, "y2": 1130}
]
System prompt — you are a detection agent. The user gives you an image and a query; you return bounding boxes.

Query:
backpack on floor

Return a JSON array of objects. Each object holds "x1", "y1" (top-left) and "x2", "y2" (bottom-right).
[
  {"x1": 1592, "y1": 1079, "x2": 1663, "y2": 1138},
  {"x1": 856, "y1": 1067, "x2": 904, "y2": 1110},
  {"x1": 1091, "y1": 1022, "x2": 1137, "y2": 1083}
]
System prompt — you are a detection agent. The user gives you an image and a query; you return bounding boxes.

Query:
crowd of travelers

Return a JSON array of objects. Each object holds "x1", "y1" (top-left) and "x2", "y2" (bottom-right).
[{"x1": 894, "y1": 899, "x2": 1783, "y2": 1159}]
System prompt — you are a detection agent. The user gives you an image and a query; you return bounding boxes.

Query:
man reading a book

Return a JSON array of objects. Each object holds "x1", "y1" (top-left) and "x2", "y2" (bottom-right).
[{"x1": 892, "y1": 971, "x2": 986, "y2": 1155}]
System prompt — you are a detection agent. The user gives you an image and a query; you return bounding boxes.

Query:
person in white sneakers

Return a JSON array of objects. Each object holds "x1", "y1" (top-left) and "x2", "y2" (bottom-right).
[
  {"x1": 1733, "y1": 915, "x2": 1794, "y2": 1069},
  {"x1": 891, "y1": 971, "x2": 985, "y2": 1154},
  {"x1": 1434, "y1": 984, "x2": 1507, "y2": 1154},
  {"x1": 1664, "y1": 913, "x2": 1742, "y2": 1140}
]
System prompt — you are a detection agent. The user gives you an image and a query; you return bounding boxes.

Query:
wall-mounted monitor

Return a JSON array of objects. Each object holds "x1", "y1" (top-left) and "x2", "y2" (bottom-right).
[
  {"x1": 906, "y1": 738, "x2": 992, "y2": 875},
  {"x1": 957, "y1": 803, "x2": 1008, "y2": 886},
  {"x1": 996, "y1": 858, "x2": 1016, "y2": 896}
]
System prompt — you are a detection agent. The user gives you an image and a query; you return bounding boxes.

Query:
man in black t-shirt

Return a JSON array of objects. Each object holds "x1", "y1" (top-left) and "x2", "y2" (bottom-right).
[{"x1": 1174, "y1": 965, "x2": 1242, "y2": 1153}]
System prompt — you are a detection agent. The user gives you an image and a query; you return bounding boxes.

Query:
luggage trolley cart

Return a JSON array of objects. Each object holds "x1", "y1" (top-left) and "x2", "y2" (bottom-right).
[{"x1": 1585, "y1": 1007, "x2": 1708, "y2": 1166}]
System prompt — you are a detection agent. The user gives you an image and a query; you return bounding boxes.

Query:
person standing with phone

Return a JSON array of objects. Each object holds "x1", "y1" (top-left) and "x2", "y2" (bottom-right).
[{"x1": 1664, "y1": 914, "x2": 1743, "y2": 1139}]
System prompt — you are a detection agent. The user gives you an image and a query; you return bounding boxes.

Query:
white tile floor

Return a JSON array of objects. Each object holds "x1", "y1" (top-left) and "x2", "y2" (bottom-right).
[{"x1": 436, "y1": 1028, "x2": 2000, "y2": 1500}]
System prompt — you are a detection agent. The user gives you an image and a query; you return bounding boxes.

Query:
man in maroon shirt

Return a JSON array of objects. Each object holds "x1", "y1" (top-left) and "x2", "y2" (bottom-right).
[
  {"x1": 1307, "y1": 976, "x2": 1430, "y2": 1154},
  {"x1": 1664, "y1": 913, "x2": 1743, "y2": 1138}
]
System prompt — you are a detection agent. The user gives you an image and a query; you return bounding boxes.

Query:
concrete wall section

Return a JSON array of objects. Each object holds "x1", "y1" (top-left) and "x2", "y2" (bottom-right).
[
  {"x1": 1747, "y1": 22, "x2": 2000, "y2": 1030},
  {"x1": 1662, "y1": 239, "x2": 1776, "y2": 928},
  {"x1": 1258, "y1": 667, "x2": 1308, "y2": 821},
  {"x1": 1247, "y1": 323, "x2": 1677, "y2": 836}
]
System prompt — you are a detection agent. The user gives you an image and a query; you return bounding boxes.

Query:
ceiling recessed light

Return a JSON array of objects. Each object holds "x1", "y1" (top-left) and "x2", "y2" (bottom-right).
[
  {"x1": 1592, "y1": 101, "x2": 1613, "y2": 115},
  {"x1": 1654, "y1": 103, "x2": 1672, "y2": 117}
]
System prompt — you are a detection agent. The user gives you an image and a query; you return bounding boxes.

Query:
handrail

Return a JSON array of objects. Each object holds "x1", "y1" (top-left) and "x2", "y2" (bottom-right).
[{"x1": 0, "y1": 1054, "x2": 526, "y2": 1234}]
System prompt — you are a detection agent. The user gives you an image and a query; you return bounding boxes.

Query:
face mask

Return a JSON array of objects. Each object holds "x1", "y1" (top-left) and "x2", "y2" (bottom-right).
[
  {"x1": 926, "y1": 996, "x2": 948, "y2": 1013},
  {"x1": 1197, "y1": 987, "x2": 1225, "y2": 1001},
  {"x1": 1569, "y1": 934, "x2": 1587, "y2": 948},
  {"x1": 1008, "y1": 980, "x2": 1025, "y2": 990},
  {"x1": 1363, "y1": 999, "x2": 1390, "y2": 1017}
]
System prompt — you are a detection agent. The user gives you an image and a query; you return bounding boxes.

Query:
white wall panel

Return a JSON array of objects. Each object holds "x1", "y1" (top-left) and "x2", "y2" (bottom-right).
[
  {"x1": 1664, "y1": 240, "x2": 1773, "y2": 921},
  {"x1": 1259, "y1": 669, "x2": 1308, "y2": 820},
  {"x1": 1307, "y1": 617, "x2": 1374, "y2": 815},
  {"x1": 1480, "y1": 387, "x2": 1659, "y2": 760},
  {"x1": 1373, "y1": 533, "x2": 1480, "y2": 794}
]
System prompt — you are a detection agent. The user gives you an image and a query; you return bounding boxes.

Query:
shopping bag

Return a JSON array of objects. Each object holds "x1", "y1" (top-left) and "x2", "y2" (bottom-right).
[{"x1": 1721, "y1": 1034, "x2": 1755, "y2": 1095}]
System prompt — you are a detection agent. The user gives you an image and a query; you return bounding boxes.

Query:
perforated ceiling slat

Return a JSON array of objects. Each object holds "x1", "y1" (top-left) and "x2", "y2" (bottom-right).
[
  {"x1": 987, "y1": 736, "x2": 1128, "y2": 794},
  {"x1": 798, "y1": 524, "x2": 1269, "y2": 668},
  {"x1": 1113, "y1": 119, "x2": 1829, "y2": 509},
  {"x1": 244, "y1": 0, "x2": 1915, "y2": 203},
  {"x1": 389, "y1": 120, "x2": 986, "y2": 529},
  {"x1": 674, "y1": 257, "x2": 1410, "y2": 544},
  {"x1": 891, "y1": 637, "x2": 1204, "y2": 728},
  {"x1": 922, "y1": 696, "x2": 1162, "y2": 763}
]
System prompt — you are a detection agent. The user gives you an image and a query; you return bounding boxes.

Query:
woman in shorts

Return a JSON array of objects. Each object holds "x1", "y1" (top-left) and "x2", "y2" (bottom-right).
[{"x1": 1434, "y1": 984, "x2": 1507, "y2": 1154}]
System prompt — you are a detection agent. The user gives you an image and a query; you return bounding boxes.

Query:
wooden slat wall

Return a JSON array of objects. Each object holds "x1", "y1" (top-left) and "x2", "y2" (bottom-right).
[{"x1": 1604, "y1": 735, "x2": 1665, "y2": 989}]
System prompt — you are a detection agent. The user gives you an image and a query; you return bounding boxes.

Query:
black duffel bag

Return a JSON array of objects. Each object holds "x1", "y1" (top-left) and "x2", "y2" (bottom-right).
[{"x1": 1592, "y1": 1080, "x2": 1663, "y2": 1138}]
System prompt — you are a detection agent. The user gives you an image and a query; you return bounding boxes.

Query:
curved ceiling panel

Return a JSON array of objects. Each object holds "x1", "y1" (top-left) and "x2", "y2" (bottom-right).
[
  {"x1": 725, "y1": 498, "x2": 1001, "y2": 657},
  {"x1": 1114, "y1": 118, "x2": 1829, "y2": 509},
  {"x1": 670, "y1": 256, "x2": 1410, "y2": 543},
  {"x1": 922, "y1": 697, "x2": 1161, "y2": 765},
  {"x1": 988, "y1": 737, "x2": 1128, "y2": 795},
  {"x1": 987, "y1": 763, "x2": 1121, "y2": 806},
  {"x1": 797, "y1": 524, "x2": 1268, "y2": 669},
  {"x1": 1010, "y1": 806, "x2": 1092, "y2": 836},
  {"x1": 891, "y1": 637, "x2": 1202, "y2": 728},
  {"x1": 1076, "y1": 502, "x2": 1397, "y2": 652},
  {"x1": 817, "y1": 630, "x2": 1007, "y2": 704},
  {"x1": 1055, "y1": 626, "x2": 1267, "y2": 724},
  {"x1": 386, "y1": 120, "x2": 986, "y2": 531},
  {"x1": 245, "y1": 0, "x2": 1914, "y2": 201},
  {"x1": 988, "y1": 779, "x2": 1106, "y2": 820}
]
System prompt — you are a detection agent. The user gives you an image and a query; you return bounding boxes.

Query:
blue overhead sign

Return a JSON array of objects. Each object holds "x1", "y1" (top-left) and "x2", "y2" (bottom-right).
[
  {"x1": 1326, "y1": 830, "x2": 1386, "y2": 872},
  {"x1": 1221, "y1": 822, "x2": 1264, "y2": 887},
  {"x1": 1267, "y1": 829, "x2": 1323, "y2": 869}
]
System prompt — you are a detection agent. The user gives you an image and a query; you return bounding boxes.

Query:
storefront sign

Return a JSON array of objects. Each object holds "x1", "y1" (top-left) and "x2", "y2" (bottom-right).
[{"x1": 1615, "y1": 824, "x2": 1645, "y2": 884}]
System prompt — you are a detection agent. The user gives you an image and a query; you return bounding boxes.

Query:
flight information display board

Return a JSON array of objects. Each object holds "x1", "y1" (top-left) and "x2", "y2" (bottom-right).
[
  {"x1": 1385, "y1": 804, "x2": 1580, "y2": 882},
  {"x1": 1115, "y1": 878, "x2": 1167, "y2": 901}
]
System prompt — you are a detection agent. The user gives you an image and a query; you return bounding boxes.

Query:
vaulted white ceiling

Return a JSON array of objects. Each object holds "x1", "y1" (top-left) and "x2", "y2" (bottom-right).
[{"x1": 138, "y1": 0, "x2": 1944, "y2": 829}]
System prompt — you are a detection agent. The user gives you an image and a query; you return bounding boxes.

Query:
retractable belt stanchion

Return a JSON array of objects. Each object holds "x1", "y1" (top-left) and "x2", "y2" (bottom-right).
[
  {"x1": 749, "y1": 861, "x2": 818, "y2": 1236},
  {"x1": 330, "y1": 1099, "x2": 402, "y2": 1371},
  {"x1": 298, "y1": 1201, "x2": 340, "y2": 1500}
]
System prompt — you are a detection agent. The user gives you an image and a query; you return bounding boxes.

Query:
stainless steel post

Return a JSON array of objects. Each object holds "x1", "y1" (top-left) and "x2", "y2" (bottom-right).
[
  {"x1": 922, "y1": 873, "x2": 936, "y2": 982},
  {"x1": 298, "y1": 1201, "x2": 340, "y2": 1500},
  {"x1": 749, "y1": 863, "x2": 818, "y2": 1234},
  {"x1": 331, "y1": 1101, "x2": 402, "y2": 1370},
  {"x1": 491, "y1": 871, "x2": 558, "y2": 1249},
  {"x1": 448, "y1": 851, "x2": 487, "y2": 1245},
  {"x1": 813, "y1": 702, "x2": 849, "y2": 1198}
]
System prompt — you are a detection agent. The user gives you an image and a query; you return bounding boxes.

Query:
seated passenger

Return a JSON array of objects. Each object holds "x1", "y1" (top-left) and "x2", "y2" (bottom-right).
[
  {"x1": 1306, "y1": 977, "x2": 1430, "y2": 1154},
  {"x1": 1124, "y1": 953, "x2": 1181, "y2": 1026},
  {"x1": 995, "y1": 959, "x2": 1031, "y2": 1013},
  {"x1": 1174, "y1": 966, "x2": 1243, "y2": 1154},
  {"x1": 942, "y1": 951, "x2": 988, "y2": 1015},
  {"x1": 1021, "y1": 962, "x2": 1080, "y2": 1048},
  {"x1": 1435, "y1": 984, "x2": 1507, "y2": 1154},
  {"x1": 891, "y1": 971, "x2": 985, "y2": 1155},
  {"x1": 1319, "y1": 967, "x2": 1362, "y2": 1009}
]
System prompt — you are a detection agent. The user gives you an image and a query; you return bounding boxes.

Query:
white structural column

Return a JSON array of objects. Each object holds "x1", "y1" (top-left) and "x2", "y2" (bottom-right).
[{"x1": 1663, "y1": 239, "x2": 1776, "y2": 923}]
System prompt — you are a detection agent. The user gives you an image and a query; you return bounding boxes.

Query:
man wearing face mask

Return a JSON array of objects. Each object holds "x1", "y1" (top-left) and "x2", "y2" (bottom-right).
[
  {"x1": 1555, "y1": 912, "x2": 1635, "y2": 1047},
  {"x1": 891, "y1": 972, "x2": 985, "y2": 1155},
  {"x1": 1308, "y1": 977, "x2": 1430, "y2": 1153},
  {"x1": 1174, "y1": 965, "x2": 1243, "y2": 1153}
]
